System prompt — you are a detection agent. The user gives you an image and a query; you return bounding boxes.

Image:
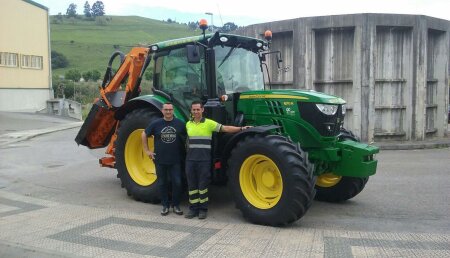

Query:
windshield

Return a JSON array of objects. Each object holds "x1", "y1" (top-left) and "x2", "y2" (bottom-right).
[{"x1": 214, "y1": 46, "x2": 264, "y2": 94}]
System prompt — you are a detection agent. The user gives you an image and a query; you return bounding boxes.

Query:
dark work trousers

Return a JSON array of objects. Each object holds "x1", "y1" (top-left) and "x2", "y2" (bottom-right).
[
  {"x1": 155, "y1": 163, "x2": 182, "y2": 208},
  {"x1": 185, "y1": 160, "x2": 211, "y2": 212}
]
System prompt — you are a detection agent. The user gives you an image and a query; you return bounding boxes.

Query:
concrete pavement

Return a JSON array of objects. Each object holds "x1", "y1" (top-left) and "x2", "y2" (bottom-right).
[{"x1": 1, "y1": 187, "x2": 447, "y2": 257}]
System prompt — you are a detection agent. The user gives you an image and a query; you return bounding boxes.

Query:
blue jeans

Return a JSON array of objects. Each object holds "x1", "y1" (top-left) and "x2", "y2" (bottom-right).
[{"x1": 155, "y1": 163, "x2": 182, "y2": 208}]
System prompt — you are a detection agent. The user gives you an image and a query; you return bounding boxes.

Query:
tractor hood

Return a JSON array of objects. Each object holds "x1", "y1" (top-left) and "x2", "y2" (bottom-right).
[{"x1": 239, "y1": 90, "x2": 345, "y2": 104}]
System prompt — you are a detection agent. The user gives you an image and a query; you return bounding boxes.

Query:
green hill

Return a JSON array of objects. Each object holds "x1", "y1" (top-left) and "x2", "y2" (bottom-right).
[{"x1": 50, "y1": 15, "x2": 199, "y2": 77}]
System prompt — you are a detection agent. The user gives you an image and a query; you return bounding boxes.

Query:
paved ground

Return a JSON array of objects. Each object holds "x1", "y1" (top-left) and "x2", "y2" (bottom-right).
[
  {"x1": 0, "y1": 112, "x2": 82, "y2": 147},
  {"x1": 0, "y1": 112, "x2": 449, "y2": 257}
]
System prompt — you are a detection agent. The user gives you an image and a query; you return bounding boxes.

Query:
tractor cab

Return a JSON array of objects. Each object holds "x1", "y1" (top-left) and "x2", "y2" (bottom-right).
[{"x1": 152, "y1": 31, "x2": 268, "y2": 126}]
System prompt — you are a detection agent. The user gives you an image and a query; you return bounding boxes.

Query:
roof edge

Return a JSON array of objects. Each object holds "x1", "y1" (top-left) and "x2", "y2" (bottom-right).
[{"x1": 22, "y1": 0, "x2": 49, "y2": 11}]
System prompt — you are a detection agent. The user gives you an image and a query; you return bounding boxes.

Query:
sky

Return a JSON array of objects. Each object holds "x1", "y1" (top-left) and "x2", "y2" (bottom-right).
[{"x1": 36, "y1": 0, "x2": 450, "y2": 26}]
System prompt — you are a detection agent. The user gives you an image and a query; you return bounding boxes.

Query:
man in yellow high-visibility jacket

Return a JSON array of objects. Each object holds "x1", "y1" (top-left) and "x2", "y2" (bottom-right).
[{"x1": 185, "y1": 100, "x2": 251, "y2": 219}]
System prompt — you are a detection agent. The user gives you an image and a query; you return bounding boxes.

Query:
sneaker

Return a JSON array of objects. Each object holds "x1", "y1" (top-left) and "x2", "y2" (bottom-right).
[
  {"x1": 173, "y1": 206, "x2": 183, "y2": 215},
  {"x1": 161, "y1": 207, "x2": 169, "y2": 216},
  {"x1": 184, "y1": 210, "x2": 197, "y2": 219},
  {"x1": 198, "y1": 210, "x2": 207, "y2": 220}
]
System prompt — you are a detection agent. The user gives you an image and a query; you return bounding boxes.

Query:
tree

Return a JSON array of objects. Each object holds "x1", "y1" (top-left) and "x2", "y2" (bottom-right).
[
  {"x1": 66, "y1": 3, "x2": 77, "y2": 18},
  {"x1": 83, "y1": 1, "x2": 91, "y2": 17},
  {"x1": 145, "y1": 70, "x2": 153, "y2": 81},
  {"x1": 221, "y1": 22, "x2": 238, "y2": 32},
  {"x1": 91, "y1": 1, "x2": 105, "y2": 17},
  {"x1": 51, "y1": 51, "x2": 69, "y2": 69},
  {"x1": 82, "y1": 71, "x2": 92, "y2": 82},
  {"x1": 65, "y1": 69, "x2": 81, "y2": 82},
  {"x1": 188, "y1": 21, "x2": 198, "y2": 30},
  {"x1": 54, "y1": 12, "x2": 63, "y2": 24},
  {"x1": 91, "y1": 70, "x2": 101, "y2": 81}
]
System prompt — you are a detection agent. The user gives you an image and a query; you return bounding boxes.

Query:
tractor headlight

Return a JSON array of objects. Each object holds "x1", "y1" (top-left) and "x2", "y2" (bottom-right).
[
  {"x1": 341, "y1": 104, "x2": 346, "y2": 115},
  {"x1": 220, "y1": 36, "x2": 228, "y2": 43},
  {"x1": 315, "y1": 104, "x2": 338, "y2": 116}
]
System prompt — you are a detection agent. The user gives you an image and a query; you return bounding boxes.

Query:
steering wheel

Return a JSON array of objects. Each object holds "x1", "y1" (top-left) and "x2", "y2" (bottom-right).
[{"x1": 235, "y1": 86, "x2": 251, "y2": 92}]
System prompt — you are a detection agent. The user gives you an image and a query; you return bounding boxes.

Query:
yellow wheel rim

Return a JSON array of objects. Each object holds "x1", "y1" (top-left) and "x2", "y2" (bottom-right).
[
  {"x1": 240, "y1": 154, "x2": 283, "y2": 209},
  {"x1": 124, "y1": 129, "x2": 157, "y2": 186},
  {"x1": 316, "y1": 173, "x2": 342, "y2": 187}
]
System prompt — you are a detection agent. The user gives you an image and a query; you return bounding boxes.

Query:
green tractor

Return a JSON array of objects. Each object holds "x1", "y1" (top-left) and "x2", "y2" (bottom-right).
[{"x1": 76, "y1": 27, "x2": 379, "y2": 226}]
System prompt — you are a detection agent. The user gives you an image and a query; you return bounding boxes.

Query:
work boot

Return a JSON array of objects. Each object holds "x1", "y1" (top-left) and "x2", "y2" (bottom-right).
[
  {"x1": 161, "y1": 207, "x2": 169, "y2": 216},
  {"x1": 173, "y1": 206, "x2": 183, "y2": 215},
  {"x1": 184, "y1": 210, "x2": 197, "y2": 219},
  {"x1": 198, "y1": 210, "x2": 207, "y2": 220}
]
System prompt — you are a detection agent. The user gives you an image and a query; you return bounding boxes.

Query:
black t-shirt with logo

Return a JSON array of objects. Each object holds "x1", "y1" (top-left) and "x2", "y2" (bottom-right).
[{"x1": 144, "y1": 118, "x2": 186, "y2": 164}]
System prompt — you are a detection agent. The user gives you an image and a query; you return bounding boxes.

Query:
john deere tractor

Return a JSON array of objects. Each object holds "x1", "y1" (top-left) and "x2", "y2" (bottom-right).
[{"x1": 75, "y1": 22, "x2": 378, "y2": 226}]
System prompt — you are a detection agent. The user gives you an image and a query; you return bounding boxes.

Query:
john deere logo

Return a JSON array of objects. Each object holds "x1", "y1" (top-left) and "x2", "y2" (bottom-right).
[{"x1": 161, "y1": 126, "x2": 177, "y2": 143}]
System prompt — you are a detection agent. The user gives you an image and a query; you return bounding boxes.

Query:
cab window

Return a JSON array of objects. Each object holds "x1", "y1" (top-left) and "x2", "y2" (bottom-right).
[{"x1": 155, "y1": 47, "x2": 206, "y2": 111}]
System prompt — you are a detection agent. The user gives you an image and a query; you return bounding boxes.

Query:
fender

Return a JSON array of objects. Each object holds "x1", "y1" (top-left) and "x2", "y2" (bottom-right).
[
  {"x1": 114, "y1": 96, "x2": 165, "y2": 121},
  {"x1": 220, "y1": 125, "x2": 280, "y2": 168}
]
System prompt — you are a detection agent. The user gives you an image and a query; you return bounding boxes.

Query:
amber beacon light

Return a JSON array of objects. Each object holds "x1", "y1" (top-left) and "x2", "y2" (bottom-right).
[
  {"x1": 264, "y1": 30, "x2": 273, "y2": 41},
  {"x1": 199, "y1": 19, "x2": 208, "y2": 32}
]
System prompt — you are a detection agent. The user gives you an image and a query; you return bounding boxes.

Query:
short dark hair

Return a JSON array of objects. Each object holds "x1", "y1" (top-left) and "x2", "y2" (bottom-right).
[{"x1": 191, "y1": 100, "x2": 203, "y2": 108}]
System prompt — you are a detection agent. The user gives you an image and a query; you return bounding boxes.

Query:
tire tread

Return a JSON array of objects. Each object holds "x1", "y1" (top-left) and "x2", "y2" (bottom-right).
[{"x1": 228, "y1": 134, "x2": 315, "y2": 226}]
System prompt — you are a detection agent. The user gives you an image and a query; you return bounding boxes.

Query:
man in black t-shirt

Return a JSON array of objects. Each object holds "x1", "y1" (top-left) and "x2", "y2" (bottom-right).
[{"x1": 141, "y1": 102, "x2": 187, "y2": 216}]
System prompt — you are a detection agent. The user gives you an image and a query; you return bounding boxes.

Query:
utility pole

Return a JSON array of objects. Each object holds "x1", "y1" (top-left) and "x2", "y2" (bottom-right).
[{"x1": 205, "y1": 12, "x2": 213, "y2": 32}]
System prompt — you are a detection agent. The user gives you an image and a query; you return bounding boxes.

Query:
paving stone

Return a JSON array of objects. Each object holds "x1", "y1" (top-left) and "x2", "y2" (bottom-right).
[{"x1": 1, "y1": 187, "x2": 450, "y2": 257}]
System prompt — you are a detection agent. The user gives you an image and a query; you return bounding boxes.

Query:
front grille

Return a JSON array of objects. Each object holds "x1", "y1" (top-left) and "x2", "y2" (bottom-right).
[{"x1": 298, "y1": 102, "x2": 344, "y2": 137}]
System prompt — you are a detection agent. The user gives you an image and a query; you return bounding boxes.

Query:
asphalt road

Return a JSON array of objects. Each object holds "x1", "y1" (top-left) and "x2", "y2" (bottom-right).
[{"x1": 0, "y1": 127, "x2": 449, "y2": 257}]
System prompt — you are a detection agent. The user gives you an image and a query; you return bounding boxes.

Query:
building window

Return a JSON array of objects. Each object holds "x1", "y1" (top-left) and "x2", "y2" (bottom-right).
[
  {"x1": 21, "y1": 55, "x2": 43, "y2": 69},
  {"x1": 0, "y1": 52, "x2": 19, "y2": 67}
]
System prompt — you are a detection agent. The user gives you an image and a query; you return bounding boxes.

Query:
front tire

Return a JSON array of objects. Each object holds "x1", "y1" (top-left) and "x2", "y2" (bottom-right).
[
  {"x1": 314, "y1": 128, "x2": 369, "y2": 202},
  {"x1": 115, "y1": 109, "x2": 161, "y2": 203},
  {"x1": 228, "y1": 135, "x2": 315, "y2": 226}
]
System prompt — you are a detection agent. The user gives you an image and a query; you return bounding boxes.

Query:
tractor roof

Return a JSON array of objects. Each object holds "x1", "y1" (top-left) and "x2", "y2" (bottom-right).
[{"x1": 149, "y1": 33, "x2": 267, "y2": 53}]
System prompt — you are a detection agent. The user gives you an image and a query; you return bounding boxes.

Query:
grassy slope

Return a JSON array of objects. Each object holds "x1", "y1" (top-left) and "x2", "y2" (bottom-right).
[{"x1": 51, "y1": 16, "x2": 199, "y2": 76}]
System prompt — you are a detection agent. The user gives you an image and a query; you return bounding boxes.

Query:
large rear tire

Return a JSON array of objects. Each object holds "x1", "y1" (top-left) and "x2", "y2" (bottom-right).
[
  {"x1": 228, "y1": 135, "x2": 315, "y2": 226},
  {"x1": 314, "y1": 128, "x2": 369, "y2": 202},
  {"x1": 115, "y1": 109, "x2": 161, "y2": 203}
]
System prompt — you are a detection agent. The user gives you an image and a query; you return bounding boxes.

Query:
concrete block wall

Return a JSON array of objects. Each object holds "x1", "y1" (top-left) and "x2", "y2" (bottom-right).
[
  {"x1": 238, "y1": 14, "x2": 450, "y2": 142},
  {"x1": 46, "y1": 98, "x2": 82, "y2": 120}
]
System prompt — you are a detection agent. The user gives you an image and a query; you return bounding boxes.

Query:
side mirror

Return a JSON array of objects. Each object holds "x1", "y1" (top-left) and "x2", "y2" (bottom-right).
[
  {"x1": 187, "y1": 45, "x2": 200, "y2": 63},
  {"x1": 276, "y1": 53, "x2": 283, "y2": 69}
]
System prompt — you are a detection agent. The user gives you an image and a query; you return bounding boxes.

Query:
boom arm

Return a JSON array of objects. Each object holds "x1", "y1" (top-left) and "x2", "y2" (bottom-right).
[
  {"x1": 100, "y1": 47, "x2": 149, "y2": 108},
  {"x1": 75, "y1": 47, "x2": 150, "y2": 168}
]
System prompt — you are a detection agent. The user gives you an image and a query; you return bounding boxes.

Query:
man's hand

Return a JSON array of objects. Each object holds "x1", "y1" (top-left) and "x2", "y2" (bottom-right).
[
  {"x1": 145, "y1": 150, "x2": 156, "y2": 160},
  {"x1": 142, "y1": 131, "x2": 155, "y2": 160}
]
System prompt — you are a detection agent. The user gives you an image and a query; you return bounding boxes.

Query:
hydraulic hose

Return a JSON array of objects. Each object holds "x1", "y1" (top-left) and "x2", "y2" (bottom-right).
[{"x1": 101, "y1": 51, "x2": 125, "y2": 89}]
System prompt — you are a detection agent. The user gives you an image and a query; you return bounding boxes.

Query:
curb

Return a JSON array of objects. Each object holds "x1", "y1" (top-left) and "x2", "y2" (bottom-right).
[
  {"x1": 0, "y1": 122, "x2": 83, "y2": 147},
  {"x1": 375, "y1": 135, "x2": 450, "y2": 150},
  {"x1": 376, "y1": 140, "x2": 450, "y2": 150}
]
